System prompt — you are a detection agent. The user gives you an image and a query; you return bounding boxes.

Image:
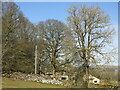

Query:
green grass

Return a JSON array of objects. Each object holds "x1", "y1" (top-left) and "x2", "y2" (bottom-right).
[
  {"x1": 2, "y1": 77, "x2": 65, "y2": 88},
  {"x1": 3, "y1": 77, "x2": 118, "y2": 88},
  {"x1": 88, "y1": 83, "x2": 119, "y2": 88}
]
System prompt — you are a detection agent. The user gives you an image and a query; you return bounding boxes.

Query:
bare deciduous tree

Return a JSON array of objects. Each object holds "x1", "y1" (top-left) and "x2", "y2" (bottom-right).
[
  {"x1": 67, "y1": 5, "x2": 114, "y2": 87},
  {"x1": 36, "y1": 19, "x2": 66, "y2": 75}
]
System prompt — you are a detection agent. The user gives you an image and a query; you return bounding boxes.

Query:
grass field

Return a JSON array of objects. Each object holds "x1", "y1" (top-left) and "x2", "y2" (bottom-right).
[
  {"x1": 2, "y1": 77, "x2": 119, "y2": 88},
  {"x1": 2, "y1": 77, "x2": 65, "y2": 88}
]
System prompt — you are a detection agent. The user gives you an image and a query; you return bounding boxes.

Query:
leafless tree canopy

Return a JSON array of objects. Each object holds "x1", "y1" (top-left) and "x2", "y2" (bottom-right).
[{"x1": 67, "y1": 5, "x2": 115, "y2": 67}]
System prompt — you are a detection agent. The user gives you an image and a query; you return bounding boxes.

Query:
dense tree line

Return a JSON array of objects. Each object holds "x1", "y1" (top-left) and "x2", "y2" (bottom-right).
[
  {"x1": 2, "y1": 2, "x2": 115, "y2": 87},
  {"x1": 2, "y1": 2, "x2": 36, "y2": 73}
]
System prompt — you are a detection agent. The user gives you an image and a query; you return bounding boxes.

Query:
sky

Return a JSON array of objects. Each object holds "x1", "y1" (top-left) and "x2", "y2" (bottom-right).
[
  {"x1": 15, "y1": 2, "x2": 118, "y2": 65},
  {"x1": 15, "y1": 2, "x2": 118, "y2": 25}
]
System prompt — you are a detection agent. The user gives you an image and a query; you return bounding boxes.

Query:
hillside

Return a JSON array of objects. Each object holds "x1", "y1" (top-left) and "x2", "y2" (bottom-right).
[{"x1": 2, "y1": 78, "x2": 65, "y2": 88}]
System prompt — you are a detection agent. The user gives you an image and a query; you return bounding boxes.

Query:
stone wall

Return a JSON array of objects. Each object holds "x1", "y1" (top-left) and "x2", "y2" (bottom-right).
[{"x1": 6, "y1": 72, "x2": 63, "y2": 85}]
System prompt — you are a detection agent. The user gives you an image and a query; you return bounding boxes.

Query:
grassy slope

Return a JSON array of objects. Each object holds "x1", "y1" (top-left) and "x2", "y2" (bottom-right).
[
  {"x1": 3, "y1": 77, "x2": 118, "y2": 88},
  {"x1": 2, "y1": 77, "x2": 65, "y2": 88}
]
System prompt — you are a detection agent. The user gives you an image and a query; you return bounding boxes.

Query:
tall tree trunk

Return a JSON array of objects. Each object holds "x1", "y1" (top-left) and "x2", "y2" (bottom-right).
[{"x1": 51, "y1": 55, "x2": 56, "y2": 76}]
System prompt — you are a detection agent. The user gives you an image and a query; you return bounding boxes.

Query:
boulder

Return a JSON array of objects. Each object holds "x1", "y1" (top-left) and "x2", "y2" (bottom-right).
[{"x1": 10, "y1": 72, "x2": 63, "y2": 85}]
